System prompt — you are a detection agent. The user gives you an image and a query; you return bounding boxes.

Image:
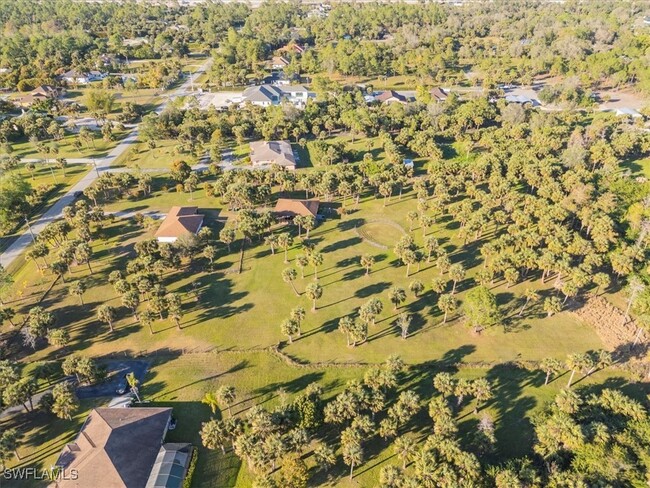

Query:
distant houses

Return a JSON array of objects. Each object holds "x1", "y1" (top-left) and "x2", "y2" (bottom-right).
[
  {"x1": 154, "y1": 206, "x2": 204, "y2": 243},
  {"x1": 60, "y1": 69, "x2": 108, "y2": 85},
  {"x1": 250, "y1": 141, "x2": 296, "y2": 170},
  {"x1": 241, "y1": 84, "x2": 314, "y2": 107}
]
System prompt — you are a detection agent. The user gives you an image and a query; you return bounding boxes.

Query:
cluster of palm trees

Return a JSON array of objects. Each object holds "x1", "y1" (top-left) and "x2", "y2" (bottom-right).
[{"x1": 540, "y1": 349, "x2": 613, "y2": 388}]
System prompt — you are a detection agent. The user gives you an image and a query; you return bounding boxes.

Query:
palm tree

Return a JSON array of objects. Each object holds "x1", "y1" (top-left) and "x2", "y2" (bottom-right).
[
  {"x1": 543, "y1": 296, "x2": 562, "y2": 317},
  {"x1": 518, "y1": 289, "x2": 540, "y2": 316},
  {"x1": 540, "y1": 357, "x2": 563, "y2": 385},
  {"x1": 282, "y1": 268, "x2": 299, "y2": 296},
  {"x1": 277, "y1": 233, "x2": 293, "y2": 264},
  {"x1": 409, "y1": 280, "x2": 424, "y2": 298},
  {"x1": 438, "y1": 294, "x2": 457, "y2": 324},
  {"x1": 309, "y1": 252, "x2": 323, "y2": 280},
  {"x1": 295, "y1": 254, "x2": 309, "y2": 278},
  {"x1": 338, "y1": 316, "x2": 354, "y2": 346},
  {"x1": 216, "y1": 385, "x2": 236, "y2": 417},
  {"x1": 393, "y1": 436, "x2": 416, "y2": 469},
  {"x1": 69, "y1": 280, "x2": 87, "y2": 305},
  {"x1": 305, "y1": 282, "x2": 323, "y2": 312},
  {"x1": 126, "y1": 372, "x2": 141, "y2": 402},
  {"x1": 342, "y1": 440, "x2": 363, "y2": 480},
  {"x1": 139, "y1": 309, "x2": 156, "y2": 335},
  {"x1": 566, "y1": 353, "x2": 591, "y2": 388},
  {"x1": 396, "y1": 313, "x2": 411, "y2": 339},
  {"x1": 97, "y1": 304, "x2": 116, "y2": 332},
  {"x1": 360, "y1": 254, "x2": 375, "y2": 276},
  {"x1": 264, "y1": 235, "x2": 279, "y2": 255},
  {"x1": 448, "y1": 263, "x2": 466, "y2": 294},
  {"x1": 281, "y1": 318, "x2": 300, "y2": 343},
  {"x1": 624, "y1": 276, "x2": 645, "y2": 324},
  {"x1": 388, "y1": 286, "x2": 407, "y2": 310},
  {"x1": 471, "y1": 378, "x2": 492, "y2": 414},
  {"x1": 290, "y1": 307, "x2": 305, "y2": 336},
  {"x1": 202, "y1": 392, "x2": 220, "y2": 414}
]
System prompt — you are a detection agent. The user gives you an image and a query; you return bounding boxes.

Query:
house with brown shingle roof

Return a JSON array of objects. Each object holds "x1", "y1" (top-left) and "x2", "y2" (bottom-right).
[
  {"x1": 18, "y1": 85, "x2": 61, "y2": 107},
  {"x1": 154, "y1": 206, "x2": 204, "y2": 243},
  {"x1": 376, "y1": 90, "x2": 411, "y2": 104},
  {"x1": 54, "y1": 407, "x2": 176, "y2": 488},
  {"x1": 250, "y1": 141, "x2": 296, "y2": 170},
  {"x1": 430, "y1": 87, "x2": 449, "y2": 102},
  {"x1": 274, "y1": 198, "x2": 320, "y2": 220}
]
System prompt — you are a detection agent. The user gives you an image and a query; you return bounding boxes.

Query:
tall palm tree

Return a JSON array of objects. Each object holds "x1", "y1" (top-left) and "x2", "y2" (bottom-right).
[
  {"x1": 202, "y1": 392, "x2": 219, "y2": 414},
  {"x1": 126, "y1": 372, "x2": 141, "y2": 402},
  {"x1": 518, "y1": 289, "x2": 540, "y2": 316},
  {"x1": 305, "y1": 282, "x2": 323, "y2": 312},
  {"x1": 282, "y1": 268, "x2": 299, "y2": 296},
  {"x1": 216, "y1": 385, "x2": 236, "y2": 417}
]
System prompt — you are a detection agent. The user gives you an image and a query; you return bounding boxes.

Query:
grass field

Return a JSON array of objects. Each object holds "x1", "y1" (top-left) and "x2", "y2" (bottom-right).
[
  {"x1": 1, "y1": 156, "x2": 647, "y2": 486},
  {"x1": 9, "y1": 130, "x2": 128, "y2": 160}
]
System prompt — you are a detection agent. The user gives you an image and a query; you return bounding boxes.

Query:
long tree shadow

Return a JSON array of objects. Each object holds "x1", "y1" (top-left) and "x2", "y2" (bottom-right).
[
  {"x1": 355, "y1": 281, "x2": 391, "y2": 298},
  {"x1": 485, "y1": 363, "x2": 538, "y2": 460}
]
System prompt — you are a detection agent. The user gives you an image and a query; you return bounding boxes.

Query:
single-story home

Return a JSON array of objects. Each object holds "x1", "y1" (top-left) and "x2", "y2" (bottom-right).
[
  {"x1": 60, "y1": 69, "x2": 108, "y2": 84},
  {"x1": 55, "y1": 407, "x2": 191, "y2": 488},
  {"x1": 18, "y1": 85, "x2": 62, "y2": 107},
  {"x1": 241, "y1": 84, "x2": 314, "y2": 107},
  {"x1": 504, "y1": 94, "x2": 540, "y2": 106},
  {"x1": 274, "y1": 198, "x2": 320, "y2": 219},
  {"x1": 250, "y1": 140, "x2": 296, "y2": 170},
  {"x1": 154, "y1": 206, "x2": 204, "y2": 243},
  {"x1": 430, "y1": 87, "x2": 448, "y2": 102},
  {"x1": 375, "y1": 90, "x2": 411, "y2": 104},
  {"x1": 269, "y1": 56, "x2": 290, "y2": 70}
]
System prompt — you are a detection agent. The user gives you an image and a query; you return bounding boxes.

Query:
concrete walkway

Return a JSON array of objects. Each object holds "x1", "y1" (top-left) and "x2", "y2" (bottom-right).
[{"x1": 0, "y1": 59, "x2": 212, "y2": 268}]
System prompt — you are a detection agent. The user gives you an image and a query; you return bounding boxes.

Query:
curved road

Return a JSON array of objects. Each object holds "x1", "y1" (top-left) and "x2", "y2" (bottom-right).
[{"x1": 0, "y1": 59, "x2": 211, "y2": 268}]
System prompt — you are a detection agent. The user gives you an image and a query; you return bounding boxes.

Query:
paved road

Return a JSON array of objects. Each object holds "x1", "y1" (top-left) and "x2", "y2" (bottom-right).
[{"x1": 0, "y1": 59, "x2": 212, "y2": 269}]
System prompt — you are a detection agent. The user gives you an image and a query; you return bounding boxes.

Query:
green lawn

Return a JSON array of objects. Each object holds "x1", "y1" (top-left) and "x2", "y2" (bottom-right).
[
  {"x1": 113, "y1": 139, "x2": 199, "y2": 170},
  {"x1": 9, "y1": 130, "x2": 128, "y2": 160},
  {"x1": 1, "y1": 162, "x2": 646, "y2": 486}
]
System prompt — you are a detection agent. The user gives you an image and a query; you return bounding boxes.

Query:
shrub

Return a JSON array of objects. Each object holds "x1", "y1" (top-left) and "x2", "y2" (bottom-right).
[{"x1": 182, "y1": 447, "x2": 198, "y2": 488}]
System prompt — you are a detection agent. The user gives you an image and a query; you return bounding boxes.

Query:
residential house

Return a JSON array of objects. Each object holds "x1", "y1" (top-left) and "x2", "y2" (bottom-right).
[
  {"x1": 274, "y1": 198, "x2": 320, "y2": 220},
  {"x1": 61, "y1": 69, "x2": 108, "y2": 85},
  {"x1": 241, "y1": 84, "x2": 314, "y2": 107},
  {"x1": 154, "y1": 206, "x2": 204, "y2": 243},
  {"x1": 250, "y1": 141, "x2": 296, "y2": 170},
  {"x1": 430, "y1": 87, "x2": 449, "y2": 102},
  {"x1": 504, "y1": 94, "x2": 540, "y2": 106},
  {"x1": 18, "y1": 85, "x2": 61, "y2": 107},
  {"x1": 54, "y1": 407, "x2": 191, "y2": 488},
  {"x1": 269, "y1": 56, "x2": 290, "y2": 71},
  {"x1": 375, "y1": 90, "x2": 411, "y2": 104}
]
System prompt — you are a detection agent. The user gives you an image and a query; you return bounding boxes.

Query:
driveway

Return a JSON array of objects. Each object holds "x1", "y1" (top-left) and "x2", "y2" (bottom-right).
[{"x1": 77, "y1": 360, "x2": 149, "y2": 399}]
